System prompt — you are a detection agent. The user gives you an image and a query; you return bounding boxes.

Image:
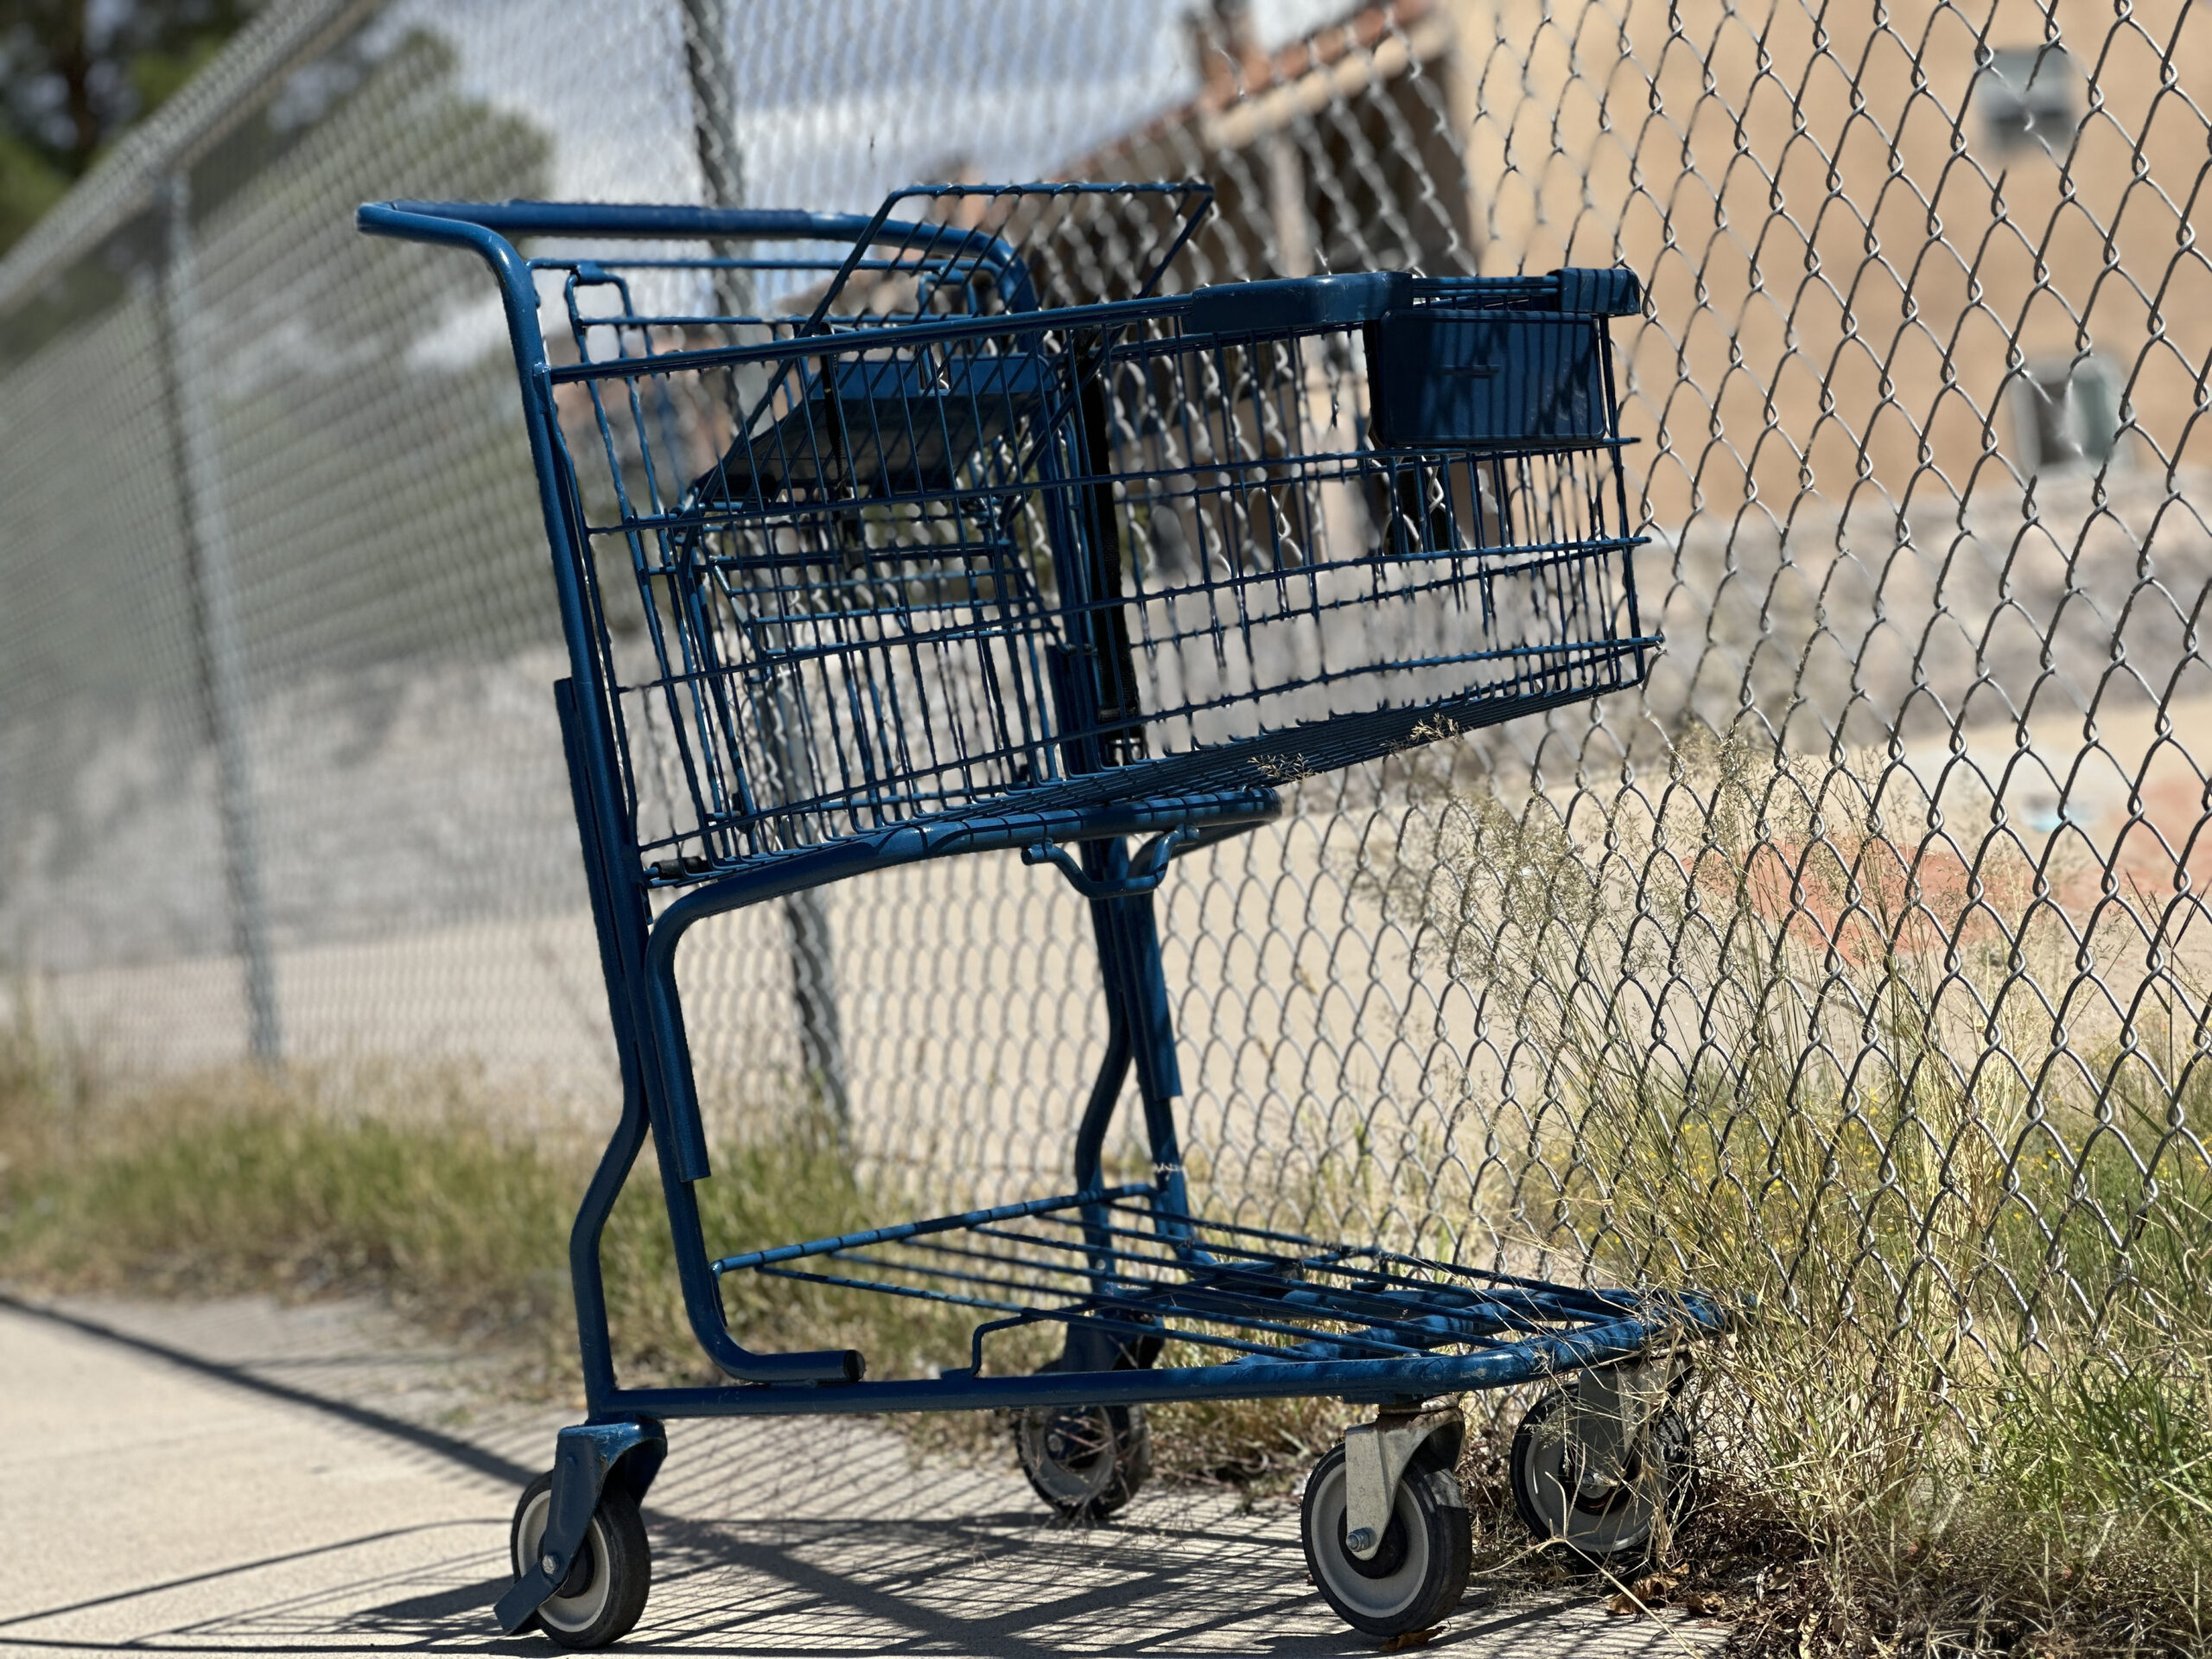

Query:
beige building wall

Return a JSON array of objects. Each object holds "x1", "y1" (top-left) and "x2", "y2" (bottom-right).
[
  {"x1": 1448, "y1": 0, "x2": 2211, "y2": 519},
  {"x1": 1078, "y1": 0, "x2": 2207, "y2": 577}
]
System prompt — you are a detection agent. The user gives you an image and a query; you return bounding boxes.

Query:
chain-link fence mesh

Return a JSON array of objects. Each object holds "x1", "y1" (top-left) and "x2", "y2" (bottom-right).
[{"x1": 3, "y1": 0, "x2": 2207, "y2": 1412}]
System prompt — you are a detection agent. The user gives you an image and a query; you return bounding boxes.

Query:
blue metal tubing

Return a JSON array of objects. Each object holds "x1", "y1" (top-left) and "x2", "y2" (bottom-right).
[
  {"x1": 580, "y1": 1297, "x2": 1728, "y2": 1421},
  {"x1": 359, "y1": 201, "x2": 699, "y2": 1397},
  {"x1": 639, "y1": 791, "x2": 1280, "y2": 1183},
  {"x1": 558, "y1": 673, "x2": 861, "y2": 1392},
  {"x1": 710, "y1": 1185, "x2": 1154, "y2": 1274},
  {"x1": 923, "y1": 1230, "x2": 1624, "y2": 1338},
  {"x1": 356, "y1": 196, "x2": 1277, "y2": 1403},
  {"x1": 617, "y1": 790, "x2": 1275, "y2": 1392},
  {"x1": 754, "y1": 1257, "x2": 1586, "y2": 1367},
  {"x1": 1082, "y1": 847, "x2": 1198, "y2": 1260},
  {"x1": 747, "y1": 1262, "x2": 1560, "y2": 1369},
  {"x1": 534, "y1": 268, "x2": 1641, "y2": 392},
  {"x1": 554, "y1": 677, "x2": 648, "y2": 1408},
  {"x1": 899, "y1": 1218, "x2": 1609, "y2": 1325},
  {"x1": 715, "y1": 1196, "x2": 1662, "y2": 1364},
  {"x1": 617, "y1": 806, "x2": 1268, "y2": 1389},
  {"x1": 358, "y1": 195, "x2": 1671, "y2": 1416},
  {"x1": 375, "y1": 200, "x2": 1036, "y2": 308},
  {"x1": 355, "y1": 200, "x2": 1045, "y2": 1395},
  {"x1": 683, "y1": 676, "x2": 1649, "y2": 861}
]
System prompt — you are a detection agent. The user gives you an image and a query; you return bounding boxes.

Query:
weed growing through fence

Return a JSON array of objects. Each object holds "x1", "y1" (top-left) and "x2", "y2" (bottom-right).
[{"x1": 1352, "y1": 720, "x2": 2212, "y2": 1652}]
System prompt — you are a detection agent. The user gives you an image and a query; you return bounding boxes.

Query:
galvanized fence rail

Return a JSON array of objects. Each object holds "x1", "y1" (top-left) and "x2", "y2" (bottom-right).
[{"x1": 1, "y1": 0, "x2": 2205, "y2": 1408}]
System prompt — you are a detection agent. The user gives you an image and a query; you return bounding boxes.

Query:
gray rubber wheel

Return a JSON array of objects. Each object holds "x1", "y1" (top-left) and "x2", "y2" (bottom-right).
[
  {"x1": 509, "y1": 1471, "x2": 651, "y2": 1649},
  {"x1": 1300, "y1": 1441, "x2": 1471, "y2": 1638},
  {"x1": 1013, "y1": 1402, "x2": 1152, "y2": 1520},
  {"x1": 1509, "y1": 1383, "x2": 1694, "y2": 1567}
]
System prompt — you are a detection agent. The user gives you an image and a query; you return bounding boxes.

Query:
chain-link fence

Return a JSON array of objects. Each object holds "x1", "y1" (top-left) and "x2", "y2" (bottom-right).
[{"x1": 3, "y1": 0, "x2": 2207, "y2": 1417}]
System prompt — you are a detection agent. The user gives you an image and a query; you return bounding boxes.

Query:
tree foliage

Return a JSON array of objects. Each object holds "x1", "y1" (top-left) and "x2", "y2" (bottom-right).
[{"x1": 0, "y1": 0, "x2": 259, "y2": 252}]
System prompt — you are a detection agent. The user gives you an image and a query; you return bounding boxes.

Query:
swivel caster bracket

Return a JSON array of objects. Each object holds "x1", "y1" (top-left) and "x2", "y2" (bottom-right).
[
  {"x1": 1565, "y1": 1358, "x2": 1669, "y2": 1486},
  {"x1": 494, "y1": 1419, "x2": 664, "y2": 1634},
  {"x1": 1341, "y1": 1403, "x2": 1464, "y2": 1561}
]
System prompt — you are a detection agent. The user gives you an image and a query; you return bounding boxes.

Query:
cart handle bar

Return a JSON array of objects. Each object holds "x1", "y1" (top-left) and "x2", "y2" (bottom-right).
[{"x1": 365, "y1": 199, "x2": 1034, "y2": 311}]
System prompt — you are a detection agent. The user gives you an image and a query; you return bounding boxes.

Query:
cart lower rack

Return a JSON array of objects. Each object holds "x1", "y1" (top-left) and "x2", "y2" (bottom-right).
[
  {"x1": 711, "y1": 1187, "x2": 1724, "y2": 1406},
  {"x1": 355, "y1": 182, "x2": 1724, "y2": 1648}
]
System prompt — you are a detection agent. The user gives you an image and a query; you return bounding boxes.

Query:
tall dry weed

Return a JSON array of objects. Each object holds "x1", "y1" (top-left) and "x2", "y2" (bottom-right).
[{"x1": 1354, "y1": 721, "x2": 2212, "y2": 1648}]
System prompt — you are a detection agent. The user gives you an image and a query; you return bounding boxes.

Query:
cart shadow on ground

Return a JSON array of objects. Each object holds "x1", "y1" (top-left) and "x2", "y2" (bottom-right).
[
  {"x1": 22, "y1": 1507, "x2": 1685, "y2": 1658},
  {"x1": 0, "y1": 1506, "x2": 1670, "y2": 1657},
  {"x1": 0, "y1": 1298, "x2": 1704, "y2": 1658}
]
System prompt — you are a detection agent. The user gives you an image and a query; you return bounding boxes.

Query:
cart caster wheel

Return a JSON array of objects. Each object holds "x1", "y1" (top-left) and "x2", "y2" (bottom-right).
[
  {"x1": 1013, "y1": 1402, "x2": 1152, "y2": 1520},
  {"x1": 1510, "y1": 1382, "x2": 1694, "y2": 1567},
  {"x1": 509, "y1": 1470, "x2": 651, "y2": 1649},
  {"x1": 1300, "y1": 1440, "x2": 1471, "y2": 1638}
]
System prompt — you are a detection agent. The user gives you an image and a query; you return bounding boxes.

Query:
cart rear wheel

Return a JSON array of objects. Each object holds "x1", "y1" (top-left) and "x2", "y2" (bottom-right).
[
  {"x1": 1013, "y1": 1402, "x2": 1152, "y2": 1520},
  {"x1": 1300, "y1": 1440, "x2": 1471, "y2": 1638},
  {"x1": 1509, "y1": 1383, "x2": 1694, "y2": 1567},
  {"x1": 509, "y1": 1471, "x2": 651, "y2": 1649}
]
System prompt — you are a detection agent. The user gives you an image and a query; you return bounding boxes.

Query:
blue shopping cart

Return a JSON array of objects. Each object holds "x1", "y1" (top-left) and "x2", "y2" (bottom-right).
[{"x1": 358, "y1": 182, "x2": 1724, "y2": 1644}]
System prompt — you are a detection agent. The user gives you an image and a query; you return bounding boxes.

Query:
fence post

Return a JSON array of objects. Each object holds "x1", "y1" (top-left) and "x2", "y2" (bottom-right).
[
  {"x1": 678, "y1": 0, "x2": 745, "y2": 235},
  {"x1": 678, "y1": 0, "x2": 851, "y2": 1128},
  {"x1": 155, "y1": 173, "x2": 281, "y2": 1065}
]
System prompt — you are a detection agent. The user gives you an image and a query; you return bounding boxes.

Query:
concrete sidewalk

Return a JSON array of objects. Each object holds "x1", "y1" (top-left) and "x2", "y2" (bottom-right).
[{"x1": 0, "y1": 1295, "x2": 1721, "y2": 1656}]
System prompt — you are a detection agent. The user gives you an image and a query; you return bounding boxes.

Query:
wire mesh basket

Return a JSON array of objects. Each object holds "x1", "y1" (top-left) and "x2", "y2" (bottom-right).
[{"x1": 534, "y1": 184, "x2": 1650, "y2": 879}]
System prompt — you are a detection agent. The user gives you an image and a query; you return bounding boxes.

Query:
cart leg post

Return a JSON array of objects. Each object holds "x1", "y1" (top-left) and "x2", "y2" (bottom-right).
[
  {"x1": 1566, "y1": 1358, "x2": 1666, "y2": 1488},
  {"x1": 493, "y1": 1419, "x2": 664, "y2": 1633},
  {"x1": 1071, "y1": 980, "x2": 1132, "y2": 1288},
  {"x1": 559, "y1": 677, "x2": 861, "y2": 1390},
  {"x1": 641, "y1": 917, "x2": 866, "y2": 1385},
  {"x1": 1340, "y1": 1403, "x2": 1465, "y2": 1560},
  {"x1": 1081, "y1": 840, "x2": 1193, "y2": 1227},
  {"x1": 1038, "y1": 837, "x2": 1176, "y2": 1379},
  {"x1": 568, "y1": 1085, "x2": 646, "y2": 1414},
  {"x1": 556, "y1": 678, "x2": 658, "y2": 1414}
]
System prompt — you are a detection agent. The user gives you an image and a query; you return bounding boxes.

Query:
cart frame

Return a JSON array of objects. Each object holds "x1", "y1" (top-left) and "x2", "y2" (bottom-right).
[{"x1": 357, "y1": 193, "x2": 1724, "y2": 1642}]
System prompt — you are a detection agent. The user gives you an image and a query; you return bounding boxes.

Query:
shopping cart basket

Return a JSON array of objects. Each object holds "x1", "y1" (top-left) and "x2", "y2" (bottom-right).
[{"x1": 358, "y1": 182, "x2": 1726, "y2": 1644}]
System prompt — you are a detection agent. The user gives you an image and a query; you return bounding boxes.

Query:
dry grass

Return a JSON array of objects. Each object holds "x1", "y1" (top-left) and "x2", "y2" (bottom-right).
[
  {"x1": 0, "y1": 1022, "x2": 1362, "y2": 1541},
  {"x1": 0, "y1": 1022, "x2": 969, "y2": 1393},
  {"x1": 1351, "y1": 723, "x2": 2212, "y2": 1655},
  {"x1": 0, "y1": 1019, "x2": 1364, "y2": 1497},
  {"x1": 0, "y1": 1016, "x2": 1346, "y2": 1490}
]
